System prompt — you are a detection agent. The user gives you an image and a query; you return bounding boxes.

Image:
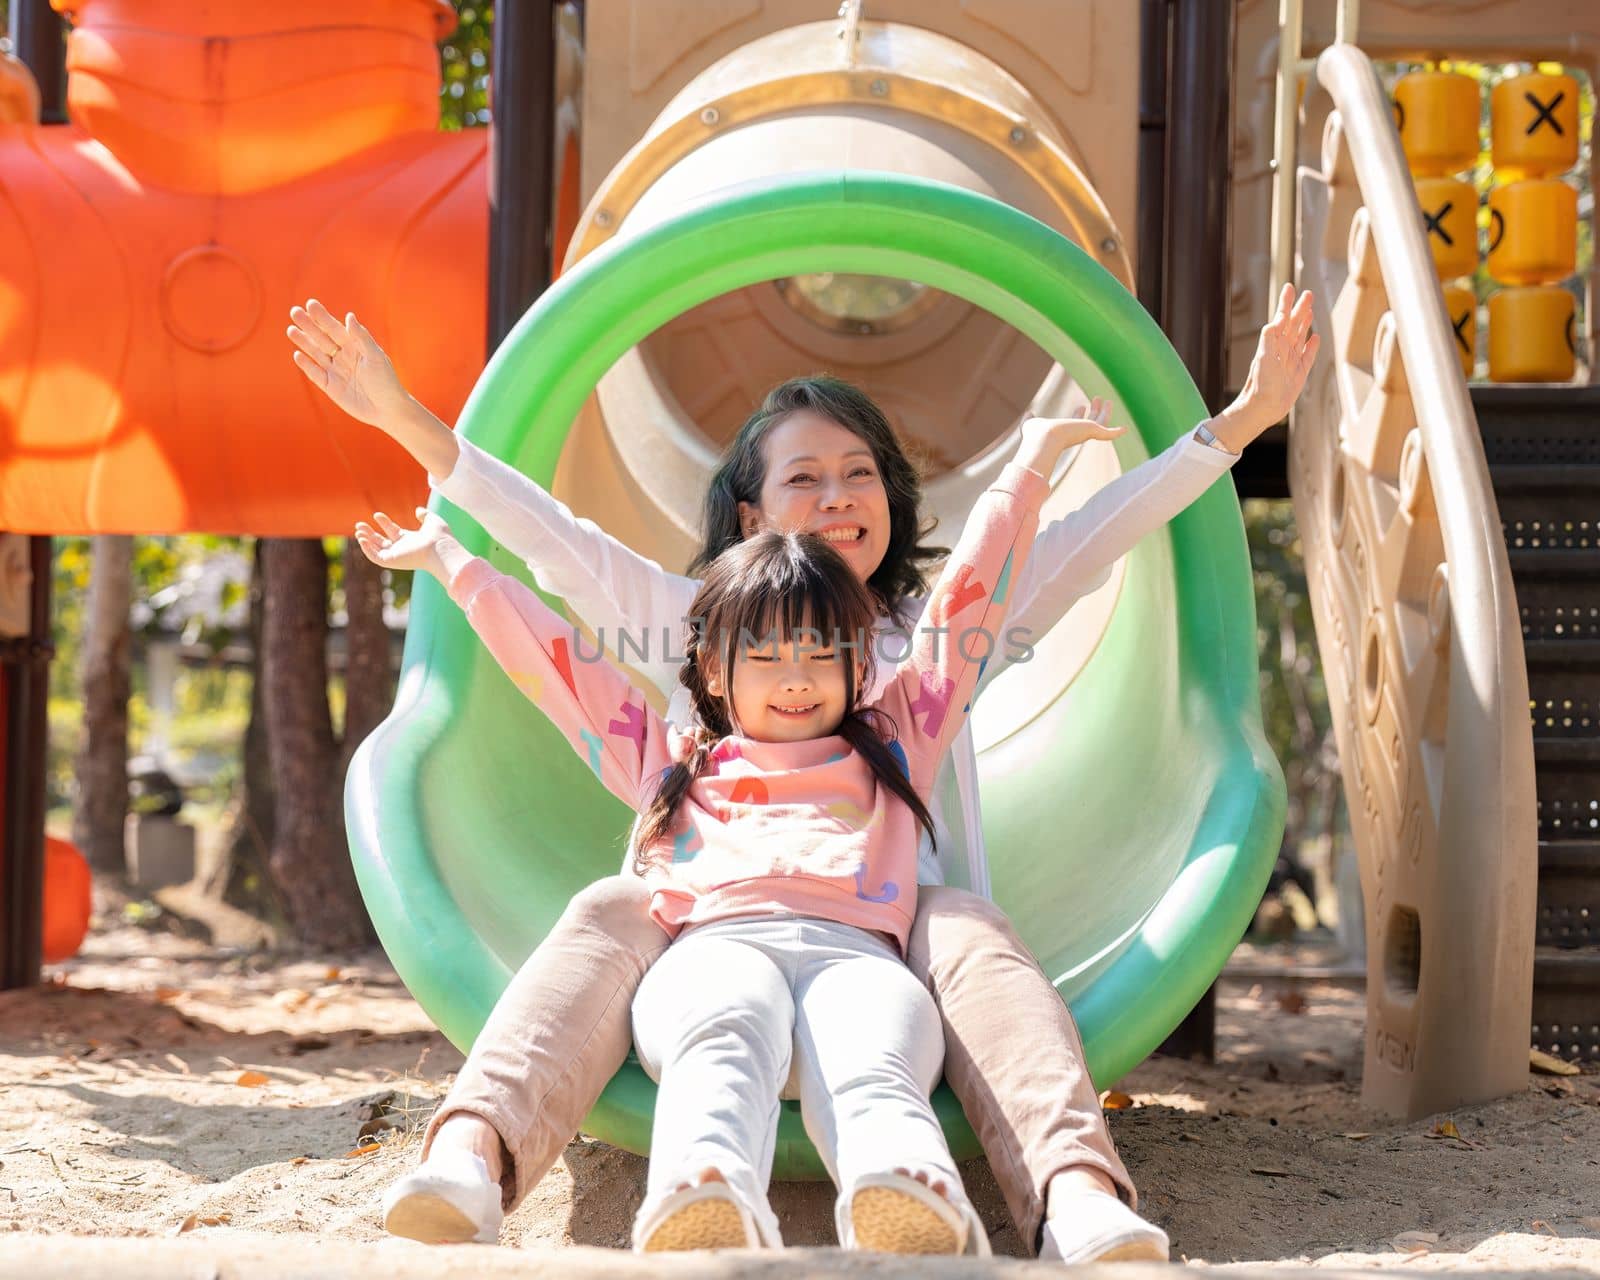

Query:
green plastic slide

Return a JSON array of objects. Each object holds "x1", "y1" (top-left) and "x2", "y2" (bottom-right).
[{"x1": 345, "y1": 172, "x2": 1286, "y2": 1177}]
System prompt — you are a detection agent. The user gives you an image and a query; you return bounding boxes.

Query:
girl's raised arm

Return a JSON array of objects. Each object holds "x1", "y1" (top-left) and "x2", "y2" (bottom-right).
[{"x1": 356, "y1": 511, "x2": 676, "y2": 808}]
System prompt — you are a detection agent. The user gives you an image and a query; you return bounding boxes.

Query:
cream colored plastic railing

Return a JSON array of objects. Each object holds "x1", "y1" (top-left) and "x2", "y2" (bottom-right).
[{"x1": 1290, "y1": 43, "x2": 1537, "y2": 1117}]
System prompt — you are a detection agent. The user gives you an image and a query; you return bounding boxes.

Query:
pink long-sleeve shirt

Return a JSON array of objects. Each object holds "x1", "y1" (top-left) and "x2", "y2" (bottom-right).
[{"x1": 443, "y1": 462, "x2": 1049, "y2": 951}]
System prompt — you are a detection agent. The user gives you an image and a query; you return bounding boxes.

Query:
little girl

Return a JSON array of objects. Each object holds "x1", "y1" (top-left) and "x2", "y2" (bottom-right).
[{"x1": 355, "y1": 409, "x2": 1113, "y2": 1254}]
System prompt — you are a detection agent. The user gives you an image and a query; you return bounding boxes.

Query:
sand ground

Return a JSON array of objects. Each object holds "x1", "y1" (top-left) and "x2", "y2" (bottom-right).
[{"x1": 0, "y1": 889, "x2": 1596, "y2": 1272}]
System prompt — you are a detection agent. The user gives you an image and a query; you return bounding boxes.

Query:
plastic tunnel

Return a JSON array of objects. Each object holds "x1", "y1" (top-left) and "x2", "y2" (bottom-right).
[{"x1": 345, "y1": 172, "x2": 1286, "y2": 1177}]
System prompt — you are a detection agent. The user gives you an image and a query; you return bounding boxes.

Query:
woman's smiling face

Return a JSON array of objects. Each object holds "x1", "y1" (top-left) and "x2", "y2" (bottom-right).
[{"x1": 737, "y1": 412, "x2": 892, "y2": 585}]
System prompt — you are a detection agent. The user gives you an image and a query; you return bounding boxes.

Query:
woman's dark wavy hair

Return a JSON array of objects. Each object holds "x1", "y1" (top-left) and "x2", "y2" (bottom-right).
[
  {"x1": 687, "y1": 375, "x2": 947, "y2": 624},
  {"x1": 632, "y1": 530, "x2": 938, "y2": 872}
]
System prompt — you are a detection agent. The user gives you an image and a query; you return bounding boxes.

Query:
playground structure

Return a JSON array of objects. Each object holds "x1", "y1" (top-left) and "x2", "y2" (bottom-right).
[{"x1": 0, "y1": 0, "x2": 1593, "y2": 1168}]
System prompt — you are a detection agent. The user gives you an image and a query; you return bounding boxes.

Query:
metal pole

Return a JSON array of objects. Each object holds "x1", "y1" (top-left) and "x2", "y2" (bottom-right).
[
  {"x1": 1152, "y1": 0, "x2": 1237, "y2": 1058},
  {"x1": 1269, "y1": 0, "x2": 1306, "y2": 302},
  {"x1": 1163, "y1": 0, "x2": 1236, "y2": 414},
  {"x1": 1135, "y1": 0, "x2": 1170, "y2": 321},
  {"x1": 2, "y1": 539, "x2": 52, "y2": 990},
  {"x1": 487, "y1": 1, "x2": 558, "y2": 350},
  {"x1": 8, "y1": 0, "x2": 67, "y2": 124}
]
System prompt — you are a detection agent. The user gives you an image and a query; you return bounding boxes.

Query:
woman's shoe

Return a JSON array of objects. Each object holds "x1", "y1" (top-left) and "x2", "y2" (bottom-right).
[
  {"x1": 838, "y1": 1171, "x2": 990, "y2": 1256},
  {"x1": 381, "y1": 1149, "x2": 503, "y2": 1244},
  {"x1": 1039, "y1": 1189, "x2": 1170, "y2": 1263},
  {"x1": 634, "y1": 1180, "x2": 767, "y2": 1251}
]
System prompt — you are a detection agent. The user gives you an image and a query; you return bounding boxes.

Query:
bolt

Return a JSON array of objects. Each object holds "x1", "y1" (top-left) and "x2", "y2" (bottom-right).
[
  {"x1": 869, "y1": 78, "x2": 889, "y2": 97},
  {"x1": 595, "y1": 209, "x2": 614, "y2": 228},
  {"x1": 700, "y1": 107, "x2": 720, "y2": 126},
  {"x1": 1100, "y1": 236, "x2": 1118, "y2": 254},
  {"x1": 1008, "y1": 125, "x2": 1027, "y2": 145}
]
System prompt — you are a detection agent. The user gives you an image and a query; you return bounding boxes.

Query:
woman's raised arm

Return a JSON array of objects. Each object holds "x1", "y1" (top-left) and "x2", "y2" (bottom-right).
[{"x1": 289, "y1": 300, "x2": 699, "y2": 699}]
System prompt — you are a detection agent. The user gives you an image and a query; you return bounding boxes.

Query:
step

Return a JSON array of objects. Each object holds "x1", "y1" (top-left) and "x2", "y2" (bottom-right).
[
  {"x1": 1534, "y1": 738, "x2": 1600, "y2": 769},
  {"x1": 1532, "y1": 943, "x2": 1600, "y2": 1063},
  {"x1": 1507, "y1": 548, "x2": 1600, "y2": 576},
  {"x1": 1490, "y1": 462, "x2": 1600, "y2": 493},
  {"x1": 1523, "y1": 639, "x2": 1600, "y2": 668}
]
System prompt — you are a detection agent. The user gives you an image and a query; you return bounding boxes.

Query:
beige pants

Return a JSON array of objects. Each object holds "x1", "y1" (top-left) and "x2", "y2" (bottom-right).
[{"x1": 421, "y1": 877, "x2": 1135, "y2": 1254}]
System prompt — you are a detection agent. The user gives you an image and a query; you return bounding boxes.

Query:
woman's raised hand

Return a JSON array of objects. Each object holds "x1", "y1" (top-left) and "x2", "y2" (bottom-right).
[
  {"x1": 353, "y1": 508, "x2": 456, "y2": 574},
  {"x1": 1016, "y1": 396, "x2": 1126, "y2": 475},
  {"x1": 288, "y1": 299, "x2": 410, "y2": 427},
  {"x1": 1213, "y1": 283, "x2": 1320, "y2": 449}
]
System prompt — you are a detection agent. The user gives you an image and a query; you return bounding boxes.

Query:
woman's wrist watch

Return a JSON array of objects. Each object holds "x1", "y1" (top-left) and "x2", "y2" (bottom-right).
[{"x1": 1192, "y1": 421, "x2": 1236, "y2": 454}]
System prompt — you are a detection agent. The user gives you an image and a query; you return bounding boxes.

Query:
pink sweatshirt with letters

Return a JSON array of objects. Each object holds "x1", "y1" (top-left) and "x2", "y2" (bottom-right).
[{"x1": 442, "y1": 462, "x2": 1049, "y2": 951}]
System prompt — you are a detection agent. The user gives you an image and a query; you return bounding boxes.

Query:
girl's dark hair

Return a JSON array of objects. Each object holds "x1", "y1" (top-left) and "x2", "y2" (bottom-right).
[
  {"x1": 633, "y1": 530, "x2": 938, "y2": 871},
  {"x1": 688, "y1": 375, "x2": 947, "y2": 624}
]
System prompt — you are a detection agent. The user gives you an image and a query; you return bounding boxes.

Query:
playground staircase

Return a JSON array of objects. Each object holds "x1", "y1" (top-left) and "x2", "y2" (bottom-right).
[{"x1": 1472, "y1": 384, "x2": 1600, "y2": 1063}]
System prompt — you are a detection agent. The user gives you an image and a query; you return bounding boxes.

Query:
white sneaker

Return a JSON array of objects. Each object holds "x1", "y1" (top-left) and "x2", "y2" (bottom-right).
[
  {"x1": 381, "y1": 1149, "x2": 503, "y2": 1244},
  {"x1": 1039, "y1": 1189, "x2": 1170, "y2": 1263}
]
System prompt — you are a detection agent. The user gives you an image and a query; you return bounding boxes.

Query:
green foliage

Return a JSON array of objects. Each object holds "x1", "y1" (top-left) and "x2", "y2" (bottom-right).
[
  {"x1": 439, "y1": 3, "x2": 492, "y2": 131},
  {"x1": 1245, "y1": 499, "x2": 1340, "y2": 864}
]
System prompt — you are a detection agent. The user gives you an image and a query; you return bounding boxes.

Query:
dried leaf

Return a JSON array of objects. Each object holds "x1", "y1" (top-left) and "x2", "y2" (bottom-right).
[
  {"x1": 275, "y1": 989, "x2": 311, "y2": 1013},
  {"x1": 1250, "y1": 1167, "x2": 1291, "y2": 1178},
  {"x1": 1531, "y1": 1219, "x2": 1559, "y2": 1237},
  {"x1": 1100, "y1": 1091, "x2": 1134, "y2": 1110},
  {"x1": 1340, "y1": 1132, "x2": 1373, "y2": 1140},
  {"x1": 153, "y1": 987, "x2": 182, "y2": 1003},
  {"x1": 343, "y1": 1142, "x2": 382, "y2": 1159},
  {"x1": 357, "y1": 1117, "x2": 398, "y2": 1140},
  {"x1": 325, "y1": 967, "x2": 342, "y2": 982},
  {"x1": 1179, "y1": 1133, "x2": 1203, "y2": 1143},
  {"x1": 290, "y1": 1157, "x2": 310, "y2": 1167},
  {"x1": 1529, "y1": 1048, "x2": 1580, "y2": 1077},
  {"x1": 1392, "y1": 1230, "x2": 1439, "y2": 1253},
  {"x1": 1276, "y1": 990, "x2": 1307, "y2": 1015},
  {"x1": 236, "y1": 1070, "x2": 270, "y2": 1088},
  {"x1": 1433, "y1": 1119, "x2": 1461, "y2": 1139},
  {"x1": 175, "y1": 1214, "x2": 198, "y2": 1236}
]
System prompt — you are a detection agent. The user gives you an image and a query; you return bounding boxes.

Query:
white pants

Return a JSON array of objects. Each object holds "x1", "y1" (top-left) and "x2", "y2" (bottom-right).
[{"x1": 630, "y1": 914, "x2": 968, "y2": 1247}]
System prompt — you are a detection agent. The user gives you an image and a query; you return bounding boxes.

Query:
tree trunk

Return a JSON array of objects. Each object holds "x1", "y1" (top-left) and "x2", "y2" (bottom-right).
[
  {"x1": 339, "y1": 541, "x2": 394, "y2": 776},
  {"x1": 260, "y1": 538, "x2": 372, "y2": 947},
  {"x1": 72, "y1": 534, "x2": 132, "y2": 875},
  {"x1": 210, "y1": 540, "x2": 284, "y2": 921}
]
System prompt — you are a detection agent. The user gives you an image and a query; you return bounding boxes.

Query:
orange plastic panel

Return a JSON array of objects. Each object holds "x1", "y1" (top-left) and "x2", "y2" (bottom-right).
[
  {"x1": 1488, "y1": 286, "x2": 1576, "y2": 383},
  {"x1": 0, "y1": 1, "x2": 489, "y2": 536},
  {"x1": 1395, "y1": 71, "x2": 1480, "y2": 177},
  {"x1": 1491, "y1": 72, "x2": 1579, "y2": 179},
  {"x1": 1413, "y1": 177, "x2": 1478, "y2": 280},
  {"x1": 1486, "y1": 179, "x2": 1577, "y2": 285}
]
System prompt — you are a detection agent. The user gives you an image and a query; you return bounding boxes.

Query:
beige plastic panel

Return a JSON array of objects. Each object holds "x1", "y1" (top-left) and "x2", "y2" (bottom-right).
[
  {"x1": 1230, "y1": 0, "x2": 1600, "y2": 389},
  {"x1": 1291, "y1": 43, "x2": 1538, "y2": 1117}
]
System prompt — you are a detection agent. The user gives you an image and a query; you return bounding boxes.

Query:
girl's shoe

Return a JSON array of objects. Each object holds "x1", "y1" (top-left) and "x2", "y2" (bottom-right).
[
  {"x1": 381, "y1": 1149, "x2": 503, "y2": 1244},
  {"x1": 633, "y1": 1180, "x2": 769, "y2": 1251},
  {"x1": 1039, "y1": 1189, "x2": 1170, "y2": 1263},
  {"x1": 837, "y1": 1172, "x2": 991, "y2": 1256}
]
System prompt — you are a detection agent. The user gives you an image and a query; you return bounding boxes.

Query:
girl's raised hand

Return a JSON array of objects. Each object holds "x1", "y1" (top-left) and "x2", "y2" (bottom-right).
[
  {"x1": 353, "y1": 508, "x2": 456, "y2": 574},
  {"x1": 1017, "y1": 397, "x2": 1126, "y2": 474},
  {"x1": 288, "y1": 299, "x2": 409, "y2": 427}
]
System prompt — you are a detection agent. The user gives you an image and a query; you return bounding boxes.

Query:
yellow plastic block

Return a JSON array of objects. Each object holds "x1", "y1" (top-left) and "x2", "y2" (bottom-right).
[
  {"x1": 1488, "y1": 286, "x2": 1576, "y2": 383},
  {"x1": 1486, "y1": 180, "x2": 1577, "y2": 285},
  {"x1": 1491, "y1": 72, "x2": 1579, "y2": 178},
  {"x1": 1442, "y1": 283, "x2": 1477, "y2": 379},
  {"x1": 1414, "y1": 177, "x2": 1479, "y2": 280},
  {"x1": 1395, "y1": 71, "x2": 1480, "y2": 177}
]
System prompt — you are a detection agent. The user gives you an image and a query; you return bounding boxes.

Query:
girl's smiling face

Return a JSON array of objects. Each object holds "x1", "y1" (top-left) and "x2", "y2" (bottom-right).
[
  {"x1": 737, "y1": 412, "x2": 892, "y2": 586},
  {"x1": 703, "y1": 614, "x2": 862, "y2": 743}
]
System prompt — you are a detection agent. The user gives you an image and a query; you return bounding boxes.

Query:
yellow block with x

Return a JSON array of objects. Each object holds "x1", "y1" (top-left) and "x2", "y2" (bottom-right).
[
  {"x1": 1489, "y1": 286, "x2": 1575, "y2": 383},
  {"x1": 1491, "y1": 72, "x2": 1579, "y2": 179},
  {"x1": 1395, "y1": 71, "x2": 1480, "y2": 177},
  {"x1": 1441, "y1": 284, "x2": 1477, "y2": 380},
  {"x1": 1413, "y1": 177, "x2": 1478, "y2": 280}
]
